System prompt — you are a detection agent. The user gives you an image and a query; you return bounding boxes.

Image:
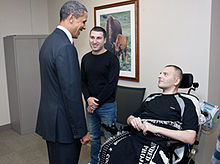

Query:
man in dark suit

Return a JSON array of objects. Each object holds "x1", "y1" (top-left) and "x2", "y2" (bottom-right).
[{"x1": 36, "y1": 1, "x2": 90, "y2": 164}]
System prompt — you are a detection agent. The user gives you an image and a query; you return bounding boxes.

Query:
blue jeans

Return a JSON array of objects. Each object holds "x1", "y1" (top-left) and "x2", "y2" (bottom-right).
[{"x1": 86, "y1": 101, "x2": 117, "y2": 164}]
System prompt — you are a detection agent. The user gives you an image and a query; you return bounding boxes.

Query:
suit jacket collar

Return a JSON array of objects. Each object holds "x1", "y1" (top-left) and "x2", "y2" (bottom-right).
[
  {"x1": 54, "y1": 28, "x2": 72, "y2": 44},
  {"x1": 57, "y1": 25, "x2": 73, "y2": 44}
]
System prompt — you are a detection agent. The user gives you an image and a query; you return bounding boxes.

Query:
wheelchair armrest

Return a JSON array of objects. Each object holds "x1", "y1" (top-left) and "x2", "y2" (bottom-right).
[
  {"x1": 166, "y1": 140, "x2": 186, "y2": 151},
  {"x1": 101, "y1": 123, "x2": 132, "y2": 135},
  {"x1": 118, "y1": 125, "x2": 132, "y2": 133},
  {"x1": 194, "y1": 140, "x2": 199, "y2": 145},
  {"x1": 101, "y1": 123, "x2": 118, "y2": 135}
]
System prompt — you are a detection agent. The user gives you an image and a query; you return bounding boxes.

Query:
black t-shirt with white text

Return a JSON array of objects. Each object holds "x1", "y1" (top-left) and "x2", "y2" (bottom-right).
[{"x1": 132, "y1": 93, "x2": 198, "y2": 147}]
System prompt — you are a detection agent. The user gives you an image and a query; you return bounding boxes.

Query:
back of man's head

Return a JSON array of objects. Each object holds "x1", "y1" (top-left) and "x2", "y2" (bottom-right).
[
  {"x1": 90, "y1": 26, "x2": 107, "y2": 39},
  {"x1": 60, "y1": 1, "x2": 87, "y2": 21}
]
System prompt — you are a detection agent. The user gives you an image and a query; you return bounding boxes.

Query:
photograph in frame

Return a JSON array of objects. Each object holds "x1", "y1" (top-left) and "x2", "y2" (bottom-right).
[{"x1": 95, "y1": 0, "x2": 139, "y2": 81}]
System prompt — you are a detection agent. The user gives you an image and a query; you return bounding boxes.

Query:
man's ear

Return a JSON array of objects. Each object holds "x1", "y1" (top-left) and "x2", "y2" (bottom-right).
[
  {"x1": 68, "y1": 13, "x2": 76, "y2": 24},
  {"x1": 174, "y1": 77, "x2": 181, "y2": 86}
]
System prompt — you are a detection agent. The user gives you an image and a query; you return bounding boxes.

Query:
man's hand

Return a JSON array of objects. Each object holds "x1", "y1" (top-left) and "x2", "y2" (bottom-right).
[
  {"x1": 80, "y1": 132, "x2": 90, "y2": 145},
  {"x1": 142, "y1": 121, "x2": 157, "y2": 135},
  {"x1": 127, "y1": 116, "x2": 144, "y2": 131},
  {"x1": 87, "y1": 97, "x2": 99, "y2": 106},
  {"x1": 87, "y1": 105, "x2": 97, "y2": 113},
  {"x1": 87, "y1": 97, "x2": 99, "y2": 113}
]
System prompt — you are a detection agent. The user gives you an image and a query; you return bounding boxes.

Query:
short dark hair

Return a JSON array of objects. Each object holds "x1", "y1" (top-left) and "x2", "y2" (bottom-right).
[
  {"x1": 90, "y1": 26, "x2": 106, "y2": 38},
  {"x1": 60, "y1": 1, "x2": 87, "y2": 21},
  {"x1": 165, "y1": 64, "x2": 183, "y2": 82}
]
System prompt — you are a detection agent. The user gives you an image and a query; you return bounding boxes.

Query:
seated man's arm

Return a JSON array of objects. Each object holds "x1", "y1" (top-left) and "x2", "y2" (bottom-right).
[
  {"x1": 142, "y1": 121, "x2": 196, "y2": 145},
  {"x1": 127, "y1": 115, "x2": 196, "y2": 145},
  {"x1": 127, "y1": 95, "x2": 198, "y2": 145}
]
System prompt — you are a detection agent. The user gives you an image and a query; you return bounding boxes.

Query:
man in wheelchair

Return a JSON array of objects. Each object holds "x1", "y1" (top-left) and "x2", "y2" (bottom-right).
[{"x1": 99, "y1": 65, "x2": 198, "y2": 164}]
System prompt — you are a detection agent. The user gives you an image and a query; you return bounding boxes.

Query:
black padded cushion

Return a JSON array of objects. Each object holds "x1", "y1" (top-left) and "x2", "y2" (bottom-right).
[
  {"x1": 179, "y1": 73, "x2": 193, "y2": 88},
  {"x1": 116, "y1": 86, "x2": 146, "y2": 125}
]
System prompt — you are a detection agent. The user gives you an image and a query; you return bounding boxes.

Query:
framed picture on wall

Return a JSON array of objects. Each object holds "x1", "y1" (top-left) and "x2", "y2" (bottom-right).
[{"x1": 94, "y1": 0, "x2": 139, "y2": 82}]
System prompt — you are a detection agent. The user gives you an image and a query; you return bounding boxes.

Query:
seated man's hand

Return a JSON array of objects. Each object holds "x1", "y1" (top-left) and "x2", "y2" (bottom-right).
[
  {"x1": 128, "y1": 116, "x2": 144, "y2": 131},
  {"x1": 80, "y1": 132, "x2": 90, "y2": 145},
  {"x1": 142, "y1": 121, "x2": 157, "y2": 135}
]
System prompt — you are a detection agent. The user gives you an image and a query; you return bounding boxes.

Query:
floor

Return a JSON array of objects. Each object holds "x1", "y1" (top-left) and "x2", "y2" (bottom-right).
[{"x1": 0, "y1": 129, "x2": 91, "y2": 164}]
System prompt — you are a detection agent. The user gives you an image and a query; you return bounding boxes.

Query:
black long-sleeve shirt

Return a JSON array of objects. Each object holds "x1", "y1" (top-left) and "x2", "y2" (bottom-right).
[{"x1": 81, "y1": 50, "x2": 120, "y2": 106}]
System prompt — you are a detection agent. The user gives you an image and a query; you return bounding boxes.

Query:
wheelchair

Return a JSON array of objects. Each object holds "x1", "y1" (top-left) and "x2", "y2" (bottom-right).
[{"x1": 101, "y1": 73, "x2": 220, "y2": 164}]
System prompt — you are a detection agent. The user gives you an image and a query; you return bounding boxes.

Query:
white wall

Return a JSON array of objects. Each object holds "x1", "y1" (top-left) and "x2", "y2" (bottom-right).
[
  {"x1": 0, "y1": 0, "x2": 49, "y2": 126},
  {"x1": 122, "y1": 0, "x2": 211, "y2": 99}
]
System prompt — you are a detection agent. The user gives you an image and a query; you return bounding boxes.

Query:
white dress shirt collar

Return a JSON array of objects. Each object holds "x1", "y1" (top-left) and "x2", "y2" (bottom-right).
[{"x1": 57, "y1": 25, "x2": 73, "y2": 44}]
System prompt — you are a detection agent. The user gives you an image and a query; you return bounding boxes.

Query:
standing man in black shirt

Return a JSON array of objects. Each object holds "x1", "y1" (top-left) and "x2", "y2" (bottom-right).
[{"x1": 81, "y1": 26, "x2": 120, "y2": 164}]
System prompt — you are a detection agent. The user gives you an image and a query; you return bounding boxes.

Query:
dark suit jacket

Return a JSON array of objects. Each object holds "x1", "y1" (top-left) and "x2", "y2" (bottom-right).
[{"x1": 36, "y1": 28, "x2": 87, "y2": 143}]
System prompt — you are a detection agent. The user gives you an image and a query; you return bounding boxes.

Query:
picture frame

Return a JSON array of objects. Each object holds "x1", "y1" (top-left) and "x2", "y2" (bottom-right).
[{"x1": 94, "y1": 0, "x2": 139, "y2": 82}]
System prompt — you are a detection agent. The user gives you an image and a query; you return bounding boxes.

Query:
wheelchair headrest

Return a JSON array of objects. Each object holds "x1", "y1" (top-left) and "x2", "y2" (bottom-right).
[{"x1": 179, "y1": 73, "x2": 199, "y2": 89}]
